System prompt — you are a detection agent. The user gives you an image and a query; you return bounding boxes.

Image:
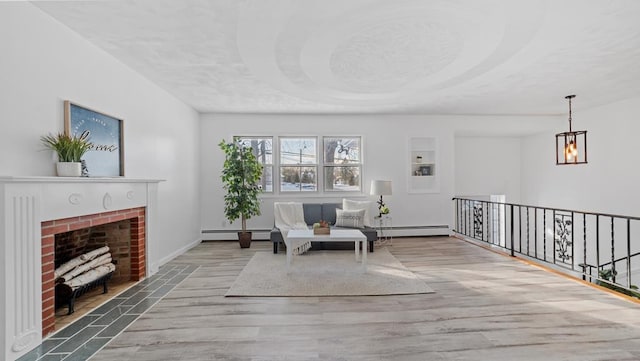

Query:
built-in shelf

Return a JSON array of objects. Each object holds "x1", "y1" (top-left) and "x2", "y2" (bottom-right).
[{"x1": 408, "y1": 137, "x2": 439, "y2": 193}]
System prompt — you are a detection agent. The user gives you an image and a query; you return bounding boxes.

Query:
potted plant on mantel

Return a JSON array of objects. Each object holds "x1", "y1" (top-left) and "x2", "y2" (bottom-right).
[
  {"x1": 41, "y1": 131, "x2": 92, "y2": 177},
  {"x1": 219, "y1": 139, "x2": 263, "y2": 248}
]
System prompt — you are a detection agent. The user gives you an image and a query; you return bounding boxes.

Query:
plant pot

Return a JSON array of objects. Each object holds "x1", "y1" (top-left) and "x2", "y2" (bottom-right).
[
  {"x1": 56, "y1": 162, "x2": 82, "y2": 177},
  {"x1": 238, "y1": 231, "x2": 252, "y2": 248}
]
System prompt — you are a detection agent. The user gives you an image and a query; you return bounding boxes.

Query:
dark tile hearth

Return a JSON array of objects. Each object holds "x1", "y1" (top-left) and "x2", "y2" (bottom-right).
[{"x1": 17, "y1": 264, "x2": 197, "y2": 361}]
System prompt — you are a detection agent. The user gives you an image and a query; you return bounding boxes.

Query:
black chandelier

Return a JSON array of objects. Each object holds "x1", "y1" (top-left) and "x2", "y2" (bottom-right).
[{"x1": 556, "y1": 95, "x2": 587, "y2": 165}]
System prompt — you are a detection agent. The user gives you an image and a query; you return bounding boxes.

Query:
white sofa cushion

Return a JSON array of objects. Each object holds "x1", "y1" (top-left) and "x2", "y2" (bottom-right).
[
  {"x1": 342, "y1": 199, "x2": 374, "y2": 227},
  {"x1": 335, "y1": 208, "x2": 366, "y2": 229}
]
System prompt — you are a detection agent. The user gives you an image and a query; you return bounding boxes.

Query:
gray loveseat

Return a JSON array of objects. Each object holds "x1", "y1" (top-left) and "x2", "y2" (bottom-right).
[{"x1": 270, "y1": 203, "x2": 377, "y2": 254}]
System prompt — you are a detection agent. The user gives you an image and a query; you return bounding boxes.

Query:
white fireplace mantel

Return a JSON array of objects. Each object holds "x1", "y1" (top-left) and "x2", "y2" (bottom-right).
[{"x1": 0, "y1": 176, "x2": 162, "y2": 361}]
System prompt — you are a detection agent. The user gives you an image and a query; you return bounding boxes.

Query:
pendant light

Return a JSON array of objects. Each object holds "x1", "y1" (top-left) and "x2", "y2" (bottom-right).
[{"x1": 556, "y1": 95, "x2": 587, "y2": 165}]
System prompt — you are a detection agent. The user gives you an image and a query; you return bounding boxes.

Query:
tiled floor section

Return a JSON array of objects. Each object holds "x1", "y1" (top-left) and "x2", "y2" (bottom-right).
[
  {"x1": 55, "y1": 281, "x2": 137, "y2": 330},
  {"x1": 17, "y1": 264, "x2": 198, "y2": 361}
]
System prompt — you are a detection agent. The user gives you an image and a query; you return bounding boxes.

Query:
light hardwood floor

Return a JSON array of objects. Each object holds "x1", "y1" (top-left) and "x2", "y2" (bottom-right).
[{"x1": 89, "y1": 237, "x2": 640, "y2": 361}]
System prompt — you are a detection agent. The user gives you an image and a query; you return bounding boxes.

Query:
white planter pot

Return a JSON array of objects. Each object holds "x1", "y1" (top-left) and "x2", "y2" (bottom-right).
[{"x1": 56, "y1": 162, "x2": 81, "y2": 177}]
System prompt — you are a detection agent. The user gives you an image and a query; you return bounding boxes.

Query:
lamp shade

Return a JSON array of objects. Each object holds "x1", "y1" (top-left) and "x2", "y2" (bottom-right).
[{"x1": 370, "y1": 180, "x2": 392, "y2": 196}]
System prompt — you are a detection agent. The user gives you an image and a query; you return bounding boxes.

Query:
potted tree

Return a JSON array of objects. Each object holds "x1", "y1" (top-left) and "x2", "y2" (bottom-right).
[
  {"x1": 219, "y1": 139, "x2": 263, "y2": 248},
  {"x1": 41, "y1": 131, "x2": 92, "y2": 177}
]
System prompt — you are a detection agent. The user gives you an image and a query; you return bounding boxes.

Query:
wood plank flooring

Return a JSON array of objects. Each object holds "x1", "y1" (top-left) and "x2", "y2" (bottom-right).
[{"x1": 88, "y1": 237, "x2": 640, "y2": 361}]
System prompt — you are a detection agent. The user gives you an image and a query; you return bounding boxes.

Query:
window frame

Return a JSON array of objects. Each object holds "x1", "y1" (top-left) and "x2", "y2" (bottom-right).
[
  {"x1": 231, "y1": 134, "x2": 364, "y2": 195},
  {"x1": 322, "y1": 136, "x2": 363, "y2": 192},
  {"x1": 278, "y1": 136, "x2": 319, "y2": 193}
]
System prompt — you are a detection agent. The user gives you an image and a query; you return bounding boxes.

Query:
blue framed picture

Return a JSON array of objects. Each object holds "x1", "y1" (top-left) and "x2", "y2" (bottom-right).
[{"x1": 64, "y1": 101, "x2": 124, "y2": 176}]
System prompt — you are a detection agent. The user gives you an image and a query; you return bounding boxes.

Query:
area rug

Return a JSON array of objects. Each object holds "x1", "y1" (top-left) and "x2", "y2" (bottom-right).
[{"x1": 225, "y1": 248, "x2": 434, "y2": 297}]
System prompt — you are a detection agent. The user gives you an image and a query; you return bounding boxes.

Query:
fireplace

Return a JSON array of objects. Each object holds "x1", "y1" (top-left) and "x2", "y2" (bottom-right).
[
  {"x1": 0, "y1": 177, "x2": 161, "y2": 361},
  {"x1": 41, "y1": 207, "x2": 146, "y2": 336}
]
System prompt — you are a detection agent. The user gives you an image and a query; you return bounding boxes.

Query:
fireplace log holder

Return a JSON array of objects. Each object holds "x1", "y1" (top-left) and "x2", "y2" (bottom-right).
[{"x1": 55, "y1": 271, "x2": 115, "y2": 315}]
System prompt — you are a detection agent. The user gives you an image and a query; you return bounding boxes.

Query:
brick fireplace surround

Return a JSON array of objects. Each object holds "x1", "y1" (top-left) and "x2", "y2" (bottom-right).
[
  {"x1": 41, "y1": 207, "x2": 146, "y2": 336},
  {"x1": 0, "y1": 177, "x2": 161, "y2": 361}
]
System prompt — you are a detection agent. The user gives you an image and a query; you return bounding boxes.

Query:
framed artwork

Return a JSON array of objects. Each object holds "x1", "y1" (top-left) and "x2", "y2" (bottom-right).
[{"x1": 64, "y1": 100, "x2": 124, "y2": 176}]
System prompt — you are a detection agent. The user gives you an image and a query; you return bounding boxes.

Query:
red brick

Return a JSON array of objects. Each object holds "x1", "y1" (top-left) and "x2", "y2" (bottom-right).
[
  {"x1": 42, "y1": 309, "x2": 55, "y2": 319},
  {"x1": 42, "y1": 289, "x2": 54, "y2": 302},
  {"x1": 42, "y1": 298, "x2": 54, "y2": 311},
  {"x1": 42, "y1": 224, "x2": 70, "y2": 236},
  {"x1": 42, "y1": 262, "x2": 54, "y2": 273},
  {"x1": 42, "y1": 234, "x2": 54, "y2": 243},
  {"x1": 42, "y1": 254, "x2": 54, "y2": 265},
  {"x1": 54, "y1": 216, "x2": 80, "y2": 225},
  {"x1": 122, "y1": 212, "x2": 137, "y2": 219},
  {"x1": 109, "y1": 214, "x2": 127, "y2": 222},
  {"x1": 43, "y1": 326, "x2": 56, "y2": 336},
  {"x1": 42, "y1": 317, "x2": 55, "y2": 327},
  {"x1": 68, "y1": 220, "x2": 91, "y2": 231},
  {"x1": 42, "y1": 277, "x2": 55, "y2": 289},
  {"x1": 42, "y1": 244, "x2": 54, "y2": 256},
  {"x1": 89, "y1": 217, "x2": 104, "y2": 227},
  {"x1": 42, "y1": 311, "x2": 56, "y2": 330}
]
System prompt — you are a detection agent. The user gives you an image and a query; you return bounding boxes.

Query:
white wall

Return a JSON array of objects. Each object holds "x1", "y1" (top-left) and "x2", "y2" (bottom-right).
[
  {"x1": 521, "y1": 96, "x2": 640, "y2": 216},
  {"x1": 0, "y1": 3, "x2": 202, "y2": 268},
  {"x1": 454, "y1": 136, "x2": 522, "y2": 203}
]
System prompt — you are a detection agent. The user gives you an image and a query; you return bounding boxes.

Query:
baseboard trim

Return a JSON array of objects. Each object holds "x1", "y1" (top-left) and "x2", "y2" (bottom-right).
[{"x1": 149, "y1": 237, "x2": 202, "y2": 274}]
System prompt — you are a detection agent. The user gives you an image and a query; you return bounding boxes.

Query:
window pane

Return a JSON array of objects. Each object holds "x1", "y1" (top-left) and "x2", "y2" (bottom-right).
[
  {"x1": 324, "y1": 166, "x2": 361, "y2": 192},
  {"x1": 324, "y1": 137, "x2": 361, "y2": 165},
  {"x1": 236, "y1": 137, "x2": 273, "y2": 164},
  {"x1": 235, "y1": 137, "x2": 273, "y2": 192},
  {"x1": 280, "y1": 166, "x2": 317, "y2": 192},
  {"x1": 280, "y1": 138, "x2": 317, "y2": 165},
  {"x1": 259, "y1": 166, "x2": 273, "y2": 192}
]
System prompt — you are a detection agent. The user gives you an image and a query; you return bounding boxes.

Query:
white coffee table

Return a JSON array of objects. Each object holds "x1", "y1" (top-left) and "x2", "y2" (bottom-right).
[{"x1": 285, "y1": 229, "x2": 367, "y2": 272}]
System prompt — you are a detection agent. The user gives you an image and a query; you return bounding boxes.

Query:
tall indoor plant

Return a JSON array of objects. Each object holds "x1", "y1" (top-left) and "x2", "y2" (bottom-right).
[
  {"x1": 219, "y1": 139, "x2": 263, "y2": 248},
  {"x1": 41, "y1": 131, "x2": 92, "y2": 176}
]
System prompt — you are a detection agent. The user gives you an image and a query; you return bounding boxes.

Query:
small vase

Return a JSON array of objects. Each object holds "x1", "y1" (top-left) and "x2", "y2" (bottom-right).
[{"x1": 56, "y1": 162, "x2": 82, "y2": 177}]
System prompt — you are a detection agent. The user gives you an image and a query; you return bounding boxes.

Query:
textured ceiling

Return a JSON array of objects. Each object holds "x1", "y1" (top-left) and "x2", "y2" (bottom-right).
[{"x1": 33, "y1": 0, "x2": 640, "y2": 115}]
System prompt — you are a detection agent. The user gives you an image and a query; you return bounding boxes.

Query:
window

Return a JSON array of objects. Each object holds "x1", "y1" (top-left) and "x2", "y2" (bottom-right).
[
  {"x1": 323, "y1": 137, "x2": 361, "y2": 192},
  {"x1": 233, "y1": 135, "x2": 362, "y2": 194},
  {"x1": 279, "y1": 137, "x2": 317, "y2": 192},
  {"x1": 235, "y1": 137, "x2": 273, "y2": 192}
]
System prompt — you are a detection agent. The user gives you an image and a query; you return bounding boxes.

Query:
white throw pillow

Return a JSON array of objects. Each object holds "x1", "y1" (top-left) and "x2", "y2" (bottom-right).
[
  {"x1": 342, "y1": 199, "x2": 373, "y2": 227},
  {"x1": 335, "y1": 208, "x2": 366, "y2": 229}
]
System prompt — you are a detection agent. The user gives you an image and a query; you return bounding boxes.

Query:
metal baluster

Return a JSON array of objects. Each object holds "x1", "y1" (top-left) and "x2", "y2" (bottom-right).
[
  {"x1": 543, "y1": 209, "x2": 547, "y2": 262},
  {"x1": 596, "y1": 215, "x2": 600, "y2": 275},
  {"x1": 465, "y1": 200, "x2": 468, "y2": 236},
  {"x1": 611, "y1": 217, "x2": 616, "y2": 284},
  {"x1": 458, "y1": 199, "x2": 462, "y2": 234},
  {"x1": 462, "y1": 199, "x2": 465, "y2": 235},
  {"x1": 534, "y1": 208, "x2": 538, "y2": 259},
  {"x1": 627, "y1": 219, "x2": 631, "y2": 289},
  {"x1": 510, "y1": 205, "x2": 514, "y2": 257},
  {"x1": 526, "y1": 207, "x2": 530, "y2": 256},
  {"x1": 455, "y1": 198, "x2": 459, "y2": 233},
  {"x1": 583, "y1": 214, "x2": 587, "y2": 281},
  {"x1": 501, "y1": 203, "x2": 505, "y2": 247},
  {"x1": 571, "y1": 211, "x2": 575, "y2": 270},
  {"x1": 484, "y1": 202, "x2": 488, "y2": 243},
  {"x1": 553, "y1": 210, "x2": 556, "y2": 265},
  {"x1": 519, "y1": 206, "x2": 522, "y2": 253}
]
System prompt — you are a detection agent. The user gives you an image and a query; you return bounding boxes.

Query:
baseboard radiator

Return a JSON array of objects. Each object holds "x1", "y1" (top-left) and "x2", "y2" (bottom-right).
[{"x1": 202, "y1": 225, "x2": 450, "y2": 241}]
